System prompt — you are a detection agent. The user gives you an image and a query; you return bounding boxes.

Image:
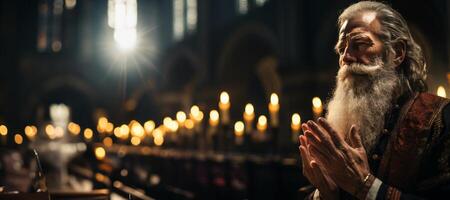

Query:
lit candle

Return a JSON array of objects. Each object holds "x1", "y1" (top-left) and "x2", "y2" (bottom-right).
[
  {"x1": 209, "y1": 110, "x2": 220, "y2": 127},
  {"x1": 45, "y1": 124, "x2": 56, "y2": 140},
  {"x1": 219, "y1": 91, "x2": 231, "y2": 125},
  {"x1": 14, "y1": 134, "x2": 23, "y2": 145},
  {"x1": 437, "y1": 86, "x2": 447, "y2": 98},
  {"x1": 0, "y1": 125, "x2": 7, "y2": 145},
  {"x1": 103, "y1": 137, "x2": 113, "y2": 147},
  {"x1": 119, "y1": 124, "x2": 130, "y2": 141},
  {"x1": 291, "y1": 113, "x2": 301, "y2": 143},
  {"x1": 234, "y1": 121, "x2": 244, "y2": 145},
  {"x1": 163, "y1": 117, "x2": 179, "y2": 133},
  {"x1": 131, "y1": 136, "x2": 141, "y2": 146},
  {"x1": 152, "y1": 127, "x2": 165, "y2": 146},
  {"x1": 256, "y1": 115, "x2": 267, "y2": 134},
  {"x1": 207, "y1": 110, "x2": 219, "y2": 147},
  {"x1": 243, "y1": 103, "x2": 255, "y2": 133},
  {"x1": 130, "y1": 121, "x2": 145, "y2": 139},
  {"x1": 83, "y1": 128, "x2": 93, "y2": 141},
  {"x1": 25, "y1": 125, "x2": 37, "y2": 141},
  {"x1": 106, "y1": 123, "x2": 114, "y2": 134},
  {"x1": 190, "y1": 106, "x2": 203, "y2": 132},
  {"x1": 176, "y1": 111, "x2": 187, "y2": 128},
  {"x1": 95, "y1": 146, "x2": 106, "y2": 160},
  {"x1": 68, "y1": 122, "x2": 81, "y2": 136},
  {"x1": 184, "y1": 119, "x2": 195, "y2": 133},
  {"x1": 255, "y1": 115, "x2": 268, "y2": 142},
  {"x1": 144, "y1": 120, "x2": 155, "y2": 136},
  {"x1": 312, "y1": 97, "x2": 323, "y2": 119},
  {"x1": 97, "y1": 117, "x2": 108, "y2": 134},
  {"x1": 268, "y1": 93, "x2": 280, "y2": 127}
]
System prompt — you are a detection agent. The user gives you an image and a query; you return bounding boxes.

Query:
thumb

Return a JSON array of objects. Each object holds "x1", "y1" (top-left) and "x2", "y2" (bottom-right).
[{"x1": 349, "y1": 125, "x2": 363, "y2": 148}]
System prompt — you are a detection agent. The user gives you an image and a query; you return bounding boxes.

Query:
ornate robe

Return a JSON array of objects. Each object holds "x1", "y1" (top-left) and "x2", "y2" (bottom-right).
[
  {"x1": 369, "y1": 93, "x2": 450, "y2": 199},
  {"x1": 306, "y1": 92, "x2": 450, "y2": 199}
]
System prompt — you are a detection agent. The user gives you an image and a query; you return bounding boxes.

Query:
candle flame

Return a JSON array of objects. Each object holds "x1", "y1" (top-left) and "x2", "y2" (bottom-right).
[
  {"x1": 312, "y1": 97, "x2": 322, "y2": 108},
  {"x1": 437, "y1": 86, "x2": 447, "y2": 98},
  {"x1": 176, "y1": 111, "x2": 187, "y2": 123},
  {"x1": 257, "y1": 115, "x2": 267, "y2": 132},
  {"x1": 210, "y1": 110, "x2": 219, "y2": 121},
  {"x1": 245, "y1": 103, "x2": 254, "y2": 115},
  {"x1": 84, "y1": 128, "x2": 93, "y2": 140},
  {"x1": 190, "y1": 105, "x2": 200, "y2": 113},
  {"x1": 25, "y1": 125, "x2": 37, "y2": 139},
  {"x1": 0, "y1": 125, "x2": 7, "y2": 136},
  {"x1": 270, "y1": 93, "x2": 279, "y2": 105},
  {"x1": 154, "y1": 134, "x2": 164, "y2": 146},
  {"x1": 292, "y1": 113, "x2": 301, "y2": 125},
  {"x1": 103, "y1": 137, "x2": 113, "y2": 147},
  {"x1": 95, "y1": 147, "x2": 106, "y2": 160},
  {"x1": 14, "y1": 134, "x2": 23, "y2": 144},
  {"x1": 131, "y1": 136, "x2": 141, "y2": 146},
  {"x1": 258, "y1": 115, "x2": 267, "y2": 125},
  {"x1": 185, "y1": 119, "x2": 195, "y2": 129},
  {"x1": 144, "y1": 120, "x2": 155, "y2": 134},
  {"x1": 220, "y1": 91, "x2": 230, "y2": 104},
  {"x1": 68, "y1": 122, "x2": 81, "y2": 135},
  {"x1": 234, "y1": 121, "x2": 245, "y2": 136}
]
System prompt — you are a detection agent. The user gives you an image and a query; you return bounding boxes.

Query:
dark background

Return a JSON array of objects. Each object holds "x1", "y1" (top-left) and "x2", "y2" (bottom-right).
[{"x1": 0, "y1": 0, "x2": 449, "y2": 159}]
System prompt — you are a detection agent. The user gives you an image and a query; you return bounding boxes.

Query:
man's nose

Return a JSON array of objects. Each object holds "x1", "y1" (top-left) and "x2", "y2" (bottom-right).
[{"x1": 342, "y1": 47, "x2": 357, "y2": 64}]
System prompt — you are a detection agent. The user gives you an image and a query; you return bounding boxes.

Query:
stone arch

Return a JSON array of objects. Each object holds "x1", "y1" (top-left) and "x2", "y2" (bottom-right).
[
  {"x1": 217, "y1": 23, "x2": 281, "y2": 105},
  {"x1": 126, "y1": 48, "x2": 204, "y2": 122},
  {"x1": 25, "y1": 75, "x2": 98, "y2": 126},
  {"x1": 161, "y1": 47, "x2": 204, "y2": 92}
]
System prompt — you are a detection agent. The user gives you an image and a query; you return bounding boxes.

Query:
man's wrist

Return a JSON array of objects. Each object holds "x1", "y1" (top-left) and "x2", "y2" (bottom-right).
[{"x1": 355, "y1": 173, "x2": 376, "y2": 199}]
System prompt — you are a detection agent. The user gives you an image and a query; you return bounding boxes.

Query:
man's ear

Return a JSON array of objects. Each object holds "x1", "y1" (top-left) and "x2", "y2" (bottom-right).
[{"x1": 393, "y1": 40, "x2": 406, "y2": 67}]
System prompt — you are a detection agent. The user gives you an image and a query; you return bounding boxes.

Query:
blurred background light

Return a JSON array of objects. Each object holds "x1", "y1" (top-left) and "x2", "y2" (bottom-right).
[{"x1": 108, "y1": 0, "x2": 138, "y2": 51}]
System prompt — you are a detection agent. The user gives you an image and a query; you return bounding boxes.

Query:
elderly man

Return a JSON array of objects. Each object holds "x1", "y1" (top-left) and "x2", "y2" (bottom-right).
[{"x1": 300, "y1": 1, "x2": 450, "y2": 199}]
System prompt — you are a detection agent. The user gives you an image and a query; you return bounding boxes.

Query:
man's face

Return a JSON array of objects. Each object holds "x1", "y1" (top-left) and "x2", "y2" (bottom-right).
[{"x1": 336, "y1": 11, "x2": 385, "y2": 68}]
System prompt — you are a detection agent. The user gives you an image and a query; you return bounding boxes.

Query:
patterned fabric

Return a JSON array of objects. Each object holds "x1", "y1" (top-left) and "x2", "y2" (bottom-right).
[
  {"x1": 304, "y1": 93, "x2": 450, "y2": 199},
  {"x1": 377, "y1": 93, "x2": 450, "y2": 190},
  {"x1": 375, "y1": 93, "x2": 450, "y2": 199}
]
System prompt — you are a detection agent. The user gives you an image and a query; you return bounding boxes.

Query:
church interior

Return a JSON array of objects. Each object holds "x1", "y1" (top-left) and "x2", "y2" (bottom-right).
[{"x1": 0, "y1": 0, "x2": 449, "y2": 199}]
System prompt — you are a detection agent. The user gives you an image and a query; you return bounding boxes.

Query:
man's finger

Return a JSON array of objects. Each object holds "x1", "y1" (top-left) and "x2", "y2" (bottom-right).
[
  {"x1": 300, "y1": 146, "x2": 313, "y2": 179},
  {"x1": 304, "y1": 131, "x2": 332, "y2": 156},
  {"x1": 349, "y1": 125, "x2": 363, "y2": 148},
  {"x1": 317, "y1": 118, "x2": 346, "y2": 148},
  {"x1": 303, "y1": 130, "x2": 322, "y2": 143},
  {"x1": 299, "y1": 135, "x2": 307, "y2": 147},
  {"x1": 306, "y1": 120, "x2": 336, "y2": 151},
  {"x1": 302, "y1": 123, "x2": 311, "y2": 133},
  {"x1": 309, "y1": 143, "x2": 332, "y2": 166}
]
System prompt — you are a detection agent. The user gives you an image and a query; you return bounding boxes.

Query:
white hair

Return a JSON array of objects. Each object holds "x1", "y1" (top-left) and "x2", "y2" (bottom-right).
[{"x1": 337, "y1": 1, "x2": 427, "y2": 93}]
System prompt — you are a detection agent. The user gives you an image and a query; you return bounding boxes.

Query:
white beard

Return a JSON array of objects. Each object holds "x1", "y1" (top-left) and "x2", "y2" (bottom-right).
[{"x1": 326, "y1": 57, "x2": 399, "y2": 153}]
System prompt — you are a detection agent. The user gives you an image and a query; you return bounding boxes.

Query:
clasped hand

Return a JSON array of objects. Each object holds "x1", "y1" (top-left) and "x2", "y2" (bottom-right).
[{"x1": 299, "y1": 117, "x2": 371, "y2": 199}]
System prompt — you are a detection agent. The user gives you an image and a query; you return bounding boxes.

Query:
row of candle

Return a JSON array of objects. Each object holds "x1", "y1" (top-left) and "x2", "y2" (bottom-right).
[{"x1": 0, "y1": 92, "x2": 326, "y2": 147}]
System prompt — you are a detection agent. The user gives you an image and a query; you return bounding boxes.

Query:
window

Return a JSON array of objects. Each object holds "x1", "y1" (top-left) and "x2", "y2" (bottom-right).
[{"x1": 173, "y1": 0, "x2": 197, "y2": 41}]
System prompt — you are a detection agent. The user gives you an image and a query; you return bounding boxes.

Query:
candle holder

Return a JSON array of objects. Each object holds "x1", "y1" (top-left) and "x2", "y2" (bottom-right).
[{"x1": 270, "y1": 126, "x2": 279, "y2": 155}]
